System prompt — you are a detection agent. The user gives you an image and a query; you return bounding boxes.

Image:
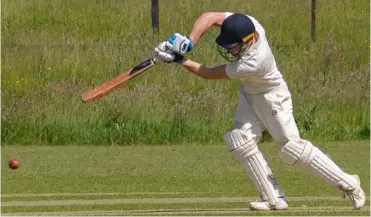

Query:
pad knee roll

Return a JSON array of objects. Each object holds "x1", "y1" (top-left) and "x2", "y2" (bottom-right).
[{"x1": 224, "y1": 129, "x2": 259, "y2": 156}]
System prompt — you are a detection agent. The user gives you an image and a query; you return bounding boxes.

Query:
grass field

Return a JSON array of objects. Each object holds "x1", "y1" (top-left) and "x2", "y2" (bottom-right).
[{"x1": 2, "y1": 141, "x2": 370, "y2": 216}]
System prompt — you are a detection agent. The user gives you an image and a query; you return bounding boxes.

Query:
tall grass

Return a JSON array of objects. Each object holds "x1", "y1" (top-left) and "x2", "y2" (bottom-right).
[{"x1": 1, "y1": 0, "x2": 370, "y2": 145}]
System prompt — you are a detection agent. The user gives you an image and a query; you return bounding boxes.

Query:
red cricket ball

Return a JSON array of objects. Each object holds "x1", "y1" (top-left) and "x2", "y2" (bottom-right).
[{"x1": 8, "y1": 159, "x2": 19, "y2": 169}]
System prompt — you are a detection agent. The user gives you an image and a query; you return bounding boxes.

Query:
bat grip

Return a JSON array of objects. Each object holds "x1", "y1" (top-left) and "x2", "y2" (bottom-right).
[{"x1": 152, "y1": 57, "x2": 160, "y2": 63}]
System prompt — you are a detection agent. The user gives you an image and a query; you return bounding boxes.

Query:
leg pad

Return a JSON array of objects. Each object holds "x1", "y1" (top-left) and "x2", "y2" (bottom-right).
[
  {"x1": 224, "y1": 129, "x2": 285, "y2": 205},
  {"x1": 280, "y1": 140, "x2": 359, "y2": 190}
]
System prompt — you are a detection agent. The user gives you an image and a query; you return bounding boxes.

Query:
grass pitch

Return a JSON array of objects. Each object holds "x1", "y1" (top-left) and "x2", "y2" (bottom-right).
[{"x1": 2, "y1": 141, "x2": 370, "y2": 216}]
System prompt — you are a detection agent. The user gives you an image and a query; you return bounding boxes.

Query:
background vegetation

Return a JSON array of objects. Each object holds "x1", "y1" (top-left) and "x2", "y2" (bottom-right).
[{"x1": 2, "y1": 0, "x2": 369, "y2": 145}]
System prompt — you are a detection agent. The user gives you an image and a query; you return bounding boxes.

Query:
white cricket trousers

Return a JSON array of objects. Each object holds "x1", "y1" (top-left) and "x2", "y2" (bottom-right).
[{"x1": 234, "y1": 83, "x2": 300, "y2": 144}]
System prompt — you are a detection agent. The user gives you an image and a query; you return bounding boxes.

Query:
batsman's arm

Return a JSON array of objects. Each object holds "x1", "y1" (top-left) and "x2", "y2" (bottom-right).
[
  {"x1": 189, "y1": 12, "x2": 227, "y2": 45},
  {"x1": 180, "y1": 59, "x2": 230, "y2": 80}
]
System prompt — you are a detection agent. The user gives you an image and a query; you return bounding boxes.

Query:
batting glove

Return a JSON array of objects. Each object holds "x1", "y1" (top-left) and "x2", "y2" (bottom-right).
[
  {"x1": 166, "y1": 33, "x2": 194, "y2": 55},
  {"x1": 154, "y1": 42, "x2": 185, "y2": 64}
]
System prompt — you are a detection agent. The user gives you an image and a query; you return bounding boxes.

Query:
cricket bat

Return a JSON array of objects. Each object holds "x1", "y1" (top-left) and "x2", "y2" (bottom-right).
[{"x1": 82, "y1": 58, "x2": 156, "y2": 103}]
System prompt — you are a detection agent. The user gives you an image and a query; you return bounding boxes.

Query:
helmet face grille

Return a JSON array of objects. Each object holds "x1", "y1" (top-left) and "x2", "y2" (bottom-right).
[{"x1": 217, "y1": 44, "x2": 239, "y2": 62}]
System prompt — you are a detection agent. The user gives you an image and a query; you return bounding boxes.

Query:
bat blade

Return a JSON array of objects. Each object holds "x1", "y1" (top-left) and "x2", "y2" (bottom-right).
[{"x1": 82, "y1": 58, "x2": 155, "y2": 103}]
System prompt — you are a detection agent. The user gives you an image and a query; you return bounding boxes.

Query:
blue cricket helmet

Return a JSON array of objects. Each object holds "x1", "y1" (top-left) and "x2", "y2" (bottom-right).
[{"x1": 216, "y1": 13, "x2": 256, "y2": 49}]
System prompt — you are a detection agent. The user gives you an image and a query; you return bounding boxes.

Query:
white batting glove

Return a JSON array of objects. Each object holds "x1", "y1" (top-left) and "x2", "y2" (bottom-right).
[
  {"x1": 154, "y1": 42, "x2": 186, "y2": 64},
  {"x1": 154, "y1": 42, "x2": 175, "y2": 63},
  {"x1": 166, "y1": 33, "x2": 194, "y2": 54}
]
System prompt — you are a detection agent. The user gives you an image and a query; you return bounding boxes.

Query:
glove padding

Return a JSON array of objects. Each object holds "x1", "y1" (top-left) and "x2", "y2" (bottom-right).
[
  {"x1": 166, "y1": 33, "x2": 194, "y2": 54},
  {"x1": 154, "y1": 42, "x2": 185, "y2": 64},
  {"x1": 154, "y1": 42, "x2": 174, "y2": 63}
]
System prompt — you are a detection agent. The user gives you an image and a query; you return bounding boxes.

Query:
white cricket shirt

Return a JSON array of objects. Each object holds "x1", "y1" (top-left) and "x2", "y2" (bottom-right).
[{"x1": 225, "y1": 12, "x2": 285, "y2": 94}]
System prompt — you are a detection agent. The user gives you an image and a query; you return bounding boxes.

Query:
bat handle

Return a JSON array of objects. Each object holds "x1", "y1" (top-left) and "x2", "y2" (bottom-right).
[{"x1": 152, "y1": 57, "x2": 160, "y2": 63}]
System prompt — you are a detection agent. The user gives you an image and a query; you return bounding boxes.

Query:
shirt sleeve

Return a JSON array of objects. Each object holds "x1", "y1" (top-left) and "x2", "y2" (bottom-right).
[
  {"x1": 225, "y1": 58, "x2": 259, "y2": 79},
  {"x1": 226, "y1": 12, "x2": 234, "y2": 18}
]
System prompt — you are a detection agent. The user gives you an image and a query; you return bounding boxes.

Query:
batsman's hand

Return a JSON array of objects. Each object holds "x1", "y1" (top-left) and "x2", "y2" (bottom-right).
[
  {"x1": 166, "y1": 33, "x2": 194, "y2": 54},
  {"x1": 154, "y1": 42, "x2": 185, "y2": 64}
]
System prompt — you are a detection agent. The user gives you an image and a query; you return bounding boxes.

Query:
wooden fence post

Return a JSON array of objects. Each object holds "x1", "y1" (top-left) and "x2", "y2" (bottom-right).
[{"x1": 151, "y1": 0, "x2": 159, "y2": 34}]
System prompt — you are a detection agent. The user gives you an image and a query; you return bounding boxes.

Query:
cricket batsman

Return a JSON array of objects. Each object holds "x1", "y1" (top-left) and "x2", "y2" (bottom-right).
[{"x1": 153, "y1": 12, "x2": 366, "y2": 210}]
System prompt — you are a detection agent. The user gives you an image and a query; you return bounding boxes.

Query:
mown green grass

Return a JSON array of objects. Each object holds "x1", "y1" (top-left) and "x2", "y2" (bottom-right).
[
  {"x1": 1, "y1": 142, "x2": 370, "y2": 216},
  {"x1": 2, "y1": 142, "x2": 370, "y2": 195},
  {"x1": 1, "y1": 0, "x2": 370, "y2": 145},
  {"x1": 2, "y1": 203, "x2": 370, "y2": 216}
]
